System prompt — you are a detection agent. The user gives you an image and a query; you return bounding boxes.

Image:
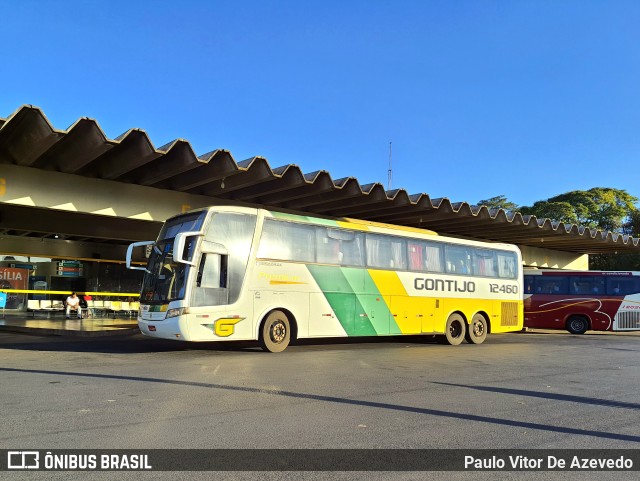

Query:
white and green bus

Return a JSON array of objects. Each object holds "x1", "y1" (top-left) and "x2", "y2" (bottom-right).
[{"x1": 126, "y1": 205, "x2": 523, "y2": 352}]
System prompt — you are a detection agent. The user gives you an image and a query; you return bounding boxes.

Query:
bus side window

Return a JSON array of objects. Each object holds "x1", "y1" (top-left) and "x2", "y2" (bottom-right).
[
  {"x1": 424, "y1": 243, "x2": 444, "y2": 272},
  {"x1": 536, "y1": 276, "x2": 568, "y2": 295},
  {"x1": 408, "y1": 243, "x2": 423, "y2": 271},
  {"x1": 571, "y1": 281, "x2": 583, "y2": 295},
  {"x1": 317, "y1": 230, "x2": 342, "y2": 265},
  {"x1": 525, "y1": 277, "x2": 534, "y2": 293},
  {"x1": 572, "y1": 277, "x2": 604, "y2": 295},
  {"x1": 407, "y1": 241, "x2": 444, "y2": 272},
  {"x1": 339, "y1": 234, "x2": 365, "y2": 267},
  {"x1": 473, "y1": 249, "x2": 497, "y2": 277},
  {"x1": 320, "y1": 228, "x2": 364, "y2": 267},
  {"x1": 497, "y1": 252, "x2": 517, "y2": 279},
  {"x1": 445, "y1": 245, "x2": 471, "y2": 275},
  {"x1": 606, "y1": 277, "x2": 640, "y2": 296},
  {"x1": 198, "y1": 253, "x2": 228, "y2": 289},
  {"x1": 366, "y1": 234, "x2": 405, "y2": 269},
  {"x1": 290, "y1": 224, "x2": 315, "y2": 262}
]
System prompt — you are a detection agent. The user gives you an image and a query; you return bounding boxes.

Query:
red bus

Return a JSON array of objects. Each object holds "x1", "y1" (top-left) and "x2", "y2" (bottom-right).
[{"x1": 524, "y1": 270, "x2": 640, "y2": 334}]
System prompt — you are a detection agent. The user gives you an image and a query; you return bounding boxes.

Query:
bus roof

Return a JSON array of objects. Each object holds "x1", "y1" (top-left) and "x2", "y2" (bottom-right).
[
  {"x1": 177, "y1": 204, "x2": 520, "y2": 252},
  {"x1": 525, "y1": 269, "x2": 640, "y2": 276}
]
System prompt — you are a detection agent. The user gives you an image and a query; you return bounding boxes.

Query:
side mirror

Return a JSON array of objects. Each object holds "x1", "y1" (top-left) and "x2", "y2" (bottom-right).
[
  {"x1": 126, "y1": 241, "x2": 155, "y2": 272},
  {"x1": 174, "y1": 231, "x2": 201, "y2": 266}
]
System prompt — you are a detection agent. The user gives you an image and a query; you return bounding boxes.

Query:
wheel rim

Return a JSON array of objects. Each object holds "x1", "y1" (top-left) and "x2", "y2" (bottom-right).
[
  {"x1": 571, "y1": 319, "x2": 585, "y2": 331},
  {"x1": 449, "y1": 321, "x2": 462, "y2": 338},
  {"x1": 270, "y1": 320, "x2": 287, "y2": 344},
  {"x1": 473, "y1": 319, "x2": 485, "y2": 337}
]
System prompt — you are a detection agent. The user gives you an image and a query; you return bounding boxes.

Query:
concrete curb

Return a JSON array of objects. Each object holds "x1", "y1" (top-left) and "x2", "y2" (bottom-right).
[{"x1": 0, "y1": 325, "x2": 139, "y2": 337}]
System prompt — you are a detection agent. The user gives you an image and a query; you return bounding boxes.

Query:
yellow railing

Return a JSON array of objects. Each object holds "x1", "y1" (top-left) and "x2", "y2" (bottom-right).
[{"x1": 0, "y1": 289, "x2": 140, "y2": 298}]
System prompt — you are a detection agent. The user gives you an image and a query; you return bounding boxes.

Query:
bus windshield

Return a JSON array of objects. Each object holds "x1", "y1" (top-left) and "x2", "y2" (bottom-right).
[
  {"x1": 140, "y1": 239, "x2": 189, "y2": 303},
  {"x1": 140, "y1": 211, "x2": 205, "y2": 303}
]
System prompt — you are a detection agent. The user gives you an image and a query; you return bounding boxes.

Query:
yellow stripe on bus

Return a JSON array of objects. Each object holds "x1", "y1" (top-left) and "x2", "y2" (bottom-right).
[
  {"x1": 368, "y1": 270, "x2": 407, "y2": 296},
  {"x1": 343, "y1": 218, "x2": 437, "y2": 236}
]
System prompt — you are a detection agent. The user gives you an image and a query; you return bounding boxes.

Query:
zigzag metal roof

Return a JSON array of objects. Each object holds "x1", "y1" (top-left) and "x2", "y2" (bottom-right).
[{"x1": 1, "y1": 104, "x2": 639, "y2": 254}]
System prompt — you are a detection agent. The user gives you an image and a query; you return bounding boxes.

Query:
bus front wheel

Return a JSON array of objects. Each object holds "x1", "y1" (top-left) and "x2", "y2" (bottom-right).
[
  {"x1": 259, "y1": 310, "x2": 291, "y2": 353},
  {"x1": 442, "y1": 314, "x2": 466, "y2": 346},
  {"x1": 566, "y1": 315, "x2": 589, "y2": 335},
  {"x1": 465, "y1": 314, "x2": 488, "y2": 344}
]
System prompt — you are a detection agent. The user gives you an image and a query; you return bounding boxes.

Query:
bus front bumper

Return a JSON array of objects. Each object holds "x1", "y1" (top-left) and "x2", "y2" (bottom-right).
[{"x1": 138, "y1": 316, "x2": 191, "y2": 340}]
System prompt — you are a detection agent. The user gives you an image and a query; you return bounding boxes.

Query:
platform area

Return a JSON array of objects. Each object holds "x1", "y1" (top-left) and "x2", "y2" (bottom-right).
[{"x1": 0, "y1": 314, "x2": 139, "y2": 337}]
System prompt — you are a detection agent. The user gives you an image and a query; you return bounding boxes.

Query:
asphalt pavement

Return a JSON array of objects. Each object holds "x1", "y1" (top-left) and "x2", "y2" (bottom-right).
[{"x1": 1, "y1": 329, "x2": 639, "y2": 481}]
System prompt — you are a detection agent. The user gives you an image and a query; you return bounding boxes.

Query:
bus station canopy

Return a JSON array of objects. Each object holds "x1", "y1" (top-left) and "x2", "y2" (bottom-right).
[{"x1": 1, "y1": 104, "x2": 639, "y2": 255}]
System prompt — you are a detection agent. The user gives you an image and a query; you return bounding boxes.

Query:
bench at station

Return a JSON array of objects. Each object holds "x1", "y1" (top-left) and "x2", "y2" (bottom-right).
[
  {"x1": 27, "y1": 300, "x2": 69, "y2": 318},
  {"x1": 102, "y1": 300, "x2": 140, "y2": 318},
  {"x1": 26, "y1": 299, "x2": 139, "y2": 318}
]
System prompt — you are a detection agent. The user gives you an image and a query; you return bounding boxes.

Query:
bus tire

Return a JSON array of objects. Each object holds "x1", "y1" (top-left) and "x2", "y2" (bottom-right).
[
  {"x1": 466, "y1": 313, "x2": 488, "y2": 344},
  {"x1": 566, "y1": 315, "x2": 589, "y2": 335},
  {"x1": 259, "y1": 310, "x2": 291, "y2": 353},
  {"x1": 443, "y1": 314, "x2": 466, "y2": 346}
]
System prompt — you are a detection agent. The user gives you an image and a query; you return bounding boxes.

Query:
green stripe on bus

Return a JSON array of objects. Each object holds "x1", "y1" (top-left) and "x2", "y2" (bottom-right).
[
  {"x1": 308, "y1": 265, "x2": 378, "y2": 336},
  {"x1": 359, "y1": 270, "x2": 402, "y2": 335},
  {"x1": 307, "y1": 265, "x2": 376, "y2": 336},
  {"x1": 341, "y1": 267, "x2": 391, "y2": 335}
]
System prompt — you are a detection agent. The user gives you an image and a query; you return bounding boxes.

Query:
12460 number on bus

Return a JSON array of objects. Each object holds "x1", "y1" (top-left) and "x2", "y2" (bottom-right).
[{"x1": 489, "y1": 283, "x2": 518, "y2": 294}]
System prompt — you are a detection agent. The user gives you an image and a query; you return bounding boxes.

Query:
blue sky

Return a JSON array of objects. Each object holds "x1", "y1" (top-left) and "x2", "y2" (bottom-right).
[{"x1": 2, "y1": 0, "x2": 639, "y2": 208}]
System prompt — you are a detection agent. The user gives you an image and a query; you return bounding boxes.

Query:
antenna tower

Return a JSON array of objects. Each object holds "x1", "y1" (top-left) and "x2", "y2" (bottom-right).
[{"x1": 387, "y1": 141, "x2": 392, "y2": 190}]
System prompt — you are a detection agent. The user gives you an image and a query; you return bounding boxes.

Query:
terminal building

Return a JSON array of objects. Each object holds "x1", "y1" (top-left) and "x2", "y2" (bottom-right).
[{"x1": 1, "y1": 104, "x2": 639, "y2": 312}]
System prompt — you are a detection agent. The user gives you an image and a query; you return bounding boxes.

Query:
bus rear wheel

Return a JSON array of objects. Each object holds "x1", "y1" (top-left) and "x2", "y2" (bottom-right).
[
  {"x1": 259, "y1": 310, "x2": 291, "y2": 353},
  {"x1": 566, "y1": 315, "x2": 589, "y2": 335},
  {"x1": 442, "y1": 314, "x2": 466, "y2": 346},
  {"x1": 465, "y1": 314, "x2": 488, "y2": 344}
]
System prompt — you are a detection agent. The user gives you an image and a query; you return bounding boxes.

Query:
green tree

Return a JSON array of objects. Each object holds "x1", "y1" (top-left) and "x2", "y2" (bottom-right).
[
  {"x1": 519, "y1": 188, "x2": 638, "y2": 232},
  {"x1": 590, "y1": 209, "x2": 640, "y2": 270},
  {"x1": 590, "y1": 252, "x2": 640, "y2": 271},
  {"x1": 520, "y1": 188, "x2": 639, "y2": 271},
  {"x1": 624, "y1": 209, "x2": 640, "y2": 236},
  {"x1": 519, "y1": 201, "x2": 578, "y2": 224},
  {"x1": 477, "y1": 195, "x2": 518, "y2": 212}
]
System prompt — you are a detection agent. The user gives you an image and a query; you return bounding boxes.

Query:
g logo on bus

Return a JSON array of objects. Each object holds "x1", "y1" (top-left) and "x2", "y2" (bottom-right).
[{"x1": 204, "y1": 317, "x2": 244, "y2": 337}]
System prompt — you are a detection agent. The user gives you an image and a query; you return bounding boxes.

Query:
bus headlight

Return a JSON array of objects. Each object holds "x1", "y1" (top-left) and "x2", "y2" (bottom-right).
[{"x1": 165, "y1": 307, "x2": 188, "y2": 319}]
